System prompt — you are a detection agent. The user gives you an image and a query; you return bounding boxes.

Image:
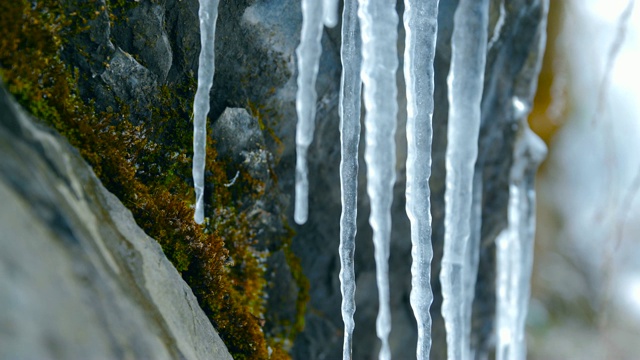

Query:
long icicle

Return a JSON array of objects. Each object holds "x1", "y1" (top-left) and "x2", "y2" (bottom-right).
[
  {"x1": 192, "y1": 0, "x2": 220, "y2": 224},
  {"x1": 338, "y1": 0, "x2": 362, "y2": 359},
  {"x1": 294, "y1": 0, "x2": 324, "y2": 224},
  {"x1": 357, "y1": 0, "x2": 398, "y2": 359},
  {"x1": 440, "y1": 0, "x2": 489, "y2": 359},
  {"x1": 403, "y1": 0, "x2": 439, "y2": 359}
]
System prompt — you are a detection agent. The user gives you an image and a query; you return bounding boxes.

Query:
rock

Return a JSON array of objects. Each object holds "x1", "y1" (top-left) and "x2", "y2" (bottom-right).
[
  {"x1": 111, "y1": 1, "x2": 173, "y2": 82},
  {"x1": 0, "y1": 85, "x2": 232, "y2": 360},
  {"x1": 212, "y1": 107, "x2": 268, "y2": 183},
  {"x1": 100, "y1": 48, "x2": 159, "y2": 122}
]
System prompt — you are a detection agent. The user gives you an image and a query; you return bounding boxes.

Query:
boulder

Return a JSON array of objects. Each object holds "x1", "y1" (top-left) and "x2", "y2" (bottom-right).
[{"x1": 0, "y1": 85, "x2": 232, "y2": 360}]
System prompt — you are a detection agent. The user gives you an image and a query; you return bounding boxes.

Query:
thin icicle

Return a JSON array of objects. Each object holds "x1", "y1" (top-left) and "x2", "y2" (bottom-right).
[
  {"x1": 403, "y1": 0, "x2": 439, "y2": 359},
  {"x1": 440, "y1": 0, "x2": 489, "y2": 359},
  {"x1": 463, "y1": 170, "x2": 483, "y2": 358},
  {"x1": 338, "y1": 0, "x2": 362, "y2": 359},
  {"x1": 357, "y1": 0, "x2": 398, "y2": 359},
  {"x1": 488, "y1": 0, "x2": 506, "y2": 50},
  {"x1": 192, "y1": 0, "x2": 220, "y2": 225},
  {"x1": 323, "y1": 0, "x2": 340, "y2": 28},
  {"x1": 294, "y1": 0, "x2": 324, "y2": 225},
  {"x1": 496, "y1": 127, "x2": 546, "y2": 360}
]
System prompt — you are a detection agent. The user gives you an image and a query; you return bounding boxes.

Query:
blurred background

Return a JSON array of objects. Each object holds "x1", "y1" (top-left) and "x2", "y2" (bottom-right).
[{"x1": 528, "y1": 0, "x2": 640, "y2": 358}]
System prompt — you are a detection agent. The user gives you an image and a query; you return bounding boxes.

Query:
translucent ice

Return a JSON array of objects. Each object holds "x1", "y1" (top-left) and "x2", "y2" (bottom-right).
[
  {"x1": 338, "y1": 0, "x2": 362, "y2": 359},
  {"x1": 358, "y1": 0, "x2": 399, "y2": 358},
  {"x1": 192, "y1": 0, "x2": 220, "y2": 224},
  {"x1": 403, "y1": 0, "x2": 439, "y2": 358},
  {"x1": 440, "y1": 0, "x2": 489, "y2": 359}
]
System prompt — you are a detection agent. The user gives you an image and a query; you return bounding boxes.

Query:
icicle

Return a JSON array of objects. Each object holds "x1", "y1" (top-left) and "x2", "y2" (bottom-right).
[
  {"x1": 463, "y1": 170, "x2": 483, "y2": 358},
  {"x1": 192, "y1": 0, "x2": 220, "y2": 225},
  {"x1": 357, "y1": 0, "x2": 398, "y2": 359},
  {"x1": 440, "y1": 0, "x2": 489, "y2": 359},
  {"x1": 488, "y1": 0, "x2": 506, "y2": 50},
  {"x1": 294, "y1": 0, "x2": 324, "y2": 225},
  {"x1": 323, "y1": 0, "x2": 340, "y2": 28},
  {"x1": 403, "y1": 0, "x2": 439, "y2": 359},
  {"x1": 497, "y1": 2, "x2": 548, "y2": 357},
  {"x1": 496, "y1": 127, "x2": 546, "y2": 360},
  {"x1": 338, "y1": 0, "x2": 362, "y2": 359}
]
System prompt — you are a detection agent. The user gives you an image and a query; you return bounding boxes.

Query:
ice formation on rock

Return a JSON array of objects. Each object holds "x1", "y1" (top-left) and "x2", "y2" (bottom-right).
[
  {"x1": 286, "y1": 0, "x2": 548, "y2": 358},
  {"x1": 294, "y1": 0, "x2": 324, "y2": 225},
  {"x1": 357, "y1": 0, "x2": 399, "y2": 358},
  {"x1": 496, "y1": 127, "x2": 547, "y2": 360},
  {"x1": 192, "y1": 0, "x2": 220, "y2": 224},
  {"x1": 403, "y1": 0, "x2": 439, "y2": 358},
  {"x1": 323, "y1": 0, "x2": 340, "y2": 27},
  {"x1": 337, "y1": 0, "x2": 362, "y2": 359},
  {"x1": 439, "y1": 1, "x2": 489, "y2": 359}
]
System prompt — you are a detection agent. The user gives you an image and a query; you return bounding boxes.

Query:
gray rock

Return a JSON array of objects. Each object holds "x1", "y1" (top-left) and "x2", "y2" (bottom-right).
[
  {"x1": 212, "y1": 107, "x2": 268, "y2": 183},
  {"x1": 100, "y1": 47, "x2": 159, "y2": 122},
  {"x1": 0, "y1": 86, "x2": 232, "y2": 360},
  {"x1": 112, "y1": 2, "x2": 173, "y2": 82}
]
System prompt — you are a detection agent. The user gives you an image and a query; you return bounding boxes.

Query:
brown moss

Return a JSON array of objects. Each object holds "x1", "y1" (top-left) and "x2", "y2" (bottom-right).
[{"x1": 0, "y1": 1, "x2": 304, "y2": 358}]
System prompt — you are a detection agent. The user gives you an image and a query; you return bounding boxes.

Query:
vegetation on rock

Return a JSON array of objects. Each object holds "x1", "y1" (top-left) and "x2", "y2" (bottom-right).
[{"x1": 0, "y1": 1, "x2": 306, "y2": 358}]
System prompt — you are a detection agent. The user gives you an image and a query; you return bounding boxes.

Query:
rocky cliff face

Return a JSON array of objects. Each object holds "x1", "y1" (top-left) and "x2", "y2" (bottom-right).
[
  {"x1": 0, "y1": 0, "x2": 547, "y2": 358},
  {"x1": 0, "y1": 85, "x2": 232, "y2": 360}
]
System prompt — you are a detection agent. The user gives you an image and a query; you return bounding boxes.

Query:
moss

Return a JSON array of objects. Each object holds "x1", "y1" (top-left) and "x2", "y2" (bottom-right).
[{"x1": 0, "y1": 1, "x2": 307, "y2": 359}]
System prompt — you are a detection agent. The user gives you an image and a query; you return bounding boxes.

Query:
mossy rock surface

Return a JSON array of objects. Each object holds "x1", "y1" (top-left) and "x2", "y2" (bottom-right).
[{"x1": 0, "y1": 0, "x2": 307, "y2": 358}]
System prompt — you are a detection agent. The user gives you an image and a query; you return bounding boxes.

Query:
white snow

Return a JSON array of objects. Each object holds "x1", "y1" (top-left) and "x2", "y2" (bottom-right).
[
  {"x1": 294, "y1": 0, "x2": 324, "y2": 225},
  {"x1": 192, "y1": 0, "x2": 220, "y2": 224},
  {"x1": 403, "y1": 0, "x2": 439, "y2": 358},
  {"x1": 338, "y1": 0, "x2": 362, "y2": 359},
  {"x1": 439, "y1": 0, "x2": 489, "y2": 359}
]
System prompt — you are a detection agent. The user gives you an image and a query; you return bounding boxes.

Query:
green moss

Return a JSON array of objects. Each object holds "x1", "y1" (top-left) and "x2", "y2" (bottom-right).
[{"x1": 0, "y1": 1, "x2": 308, "y2": 359}]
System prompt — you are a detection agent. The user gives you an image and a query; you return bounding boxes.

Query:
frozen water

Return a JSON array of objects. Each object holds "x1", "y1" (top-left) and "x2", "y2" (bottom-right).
[
  {"x1": 440, "y1": 0, "x2": 489, "y2": 359},
  {"x1": 403, "y1": 0, "x2": 439, "y2": 358},
  {"x1": 357, "y1": 0, "x2": 399, "y2": 358},
  {"x1": 338, "y1": 0, "x2": 362, "y2": 358},
  {"x1": 294, "y1": 0, "x2": 324, "y2": 224},
  {"x1": 192, "y1": 0, "x2": 220, "y2": 224}
]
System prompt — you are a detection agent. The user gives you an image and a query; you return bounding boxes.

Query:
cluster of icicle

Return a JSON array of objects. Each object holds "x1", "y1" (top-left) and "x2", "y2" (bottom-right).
[
  {"x1": 295, "y1": 0, "x2": 438, "y2": 358},
  {"x1": 192, "y1": 0, "x2": 547, "y2": 358},
  {"x1": 292, "y1": 1, "x2": 546, "y2": 360}
]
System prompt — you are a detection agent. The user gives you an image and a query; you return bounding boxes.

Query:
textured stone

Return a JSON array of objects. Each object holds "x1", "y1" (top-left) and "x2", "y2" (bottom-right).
[{"x1": 0, "y1": 86, "x2": 232, "y2": 360}]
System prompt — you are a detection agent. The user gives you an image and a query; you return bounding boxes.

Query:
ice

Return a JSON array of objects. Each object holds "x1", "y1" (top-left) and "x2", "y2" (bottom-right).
[
  {"x1": 357, "y1": 0, "x2": 399, "y2": 358},
  {"x1": 488, "y1": 0, "x2": 506, "y2": 49},
  {"x1": 403, "y1": 0, "x2": 439, "y2": 358},
  {"x1": 338, "y1": 0, "x2": 362, "y2": 359},
  {"x1": 439, "y1": 0, "x2": 490, "y2": 359},
  {"x1": 294, "y1": 0, "x2": 324, "y2": 224},
  {"x1": 463, "y1": 171, "x2": 483, "y2": 358},
  {"x1": 323, "y1": 0, "x2": 340, "y2": 28},
  {"x1": 192, "y1": 0, "x2": 220, "y2": 224},
  {"x1": 496, "y1": 127, "x2": 546, "y2": 360}
]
